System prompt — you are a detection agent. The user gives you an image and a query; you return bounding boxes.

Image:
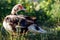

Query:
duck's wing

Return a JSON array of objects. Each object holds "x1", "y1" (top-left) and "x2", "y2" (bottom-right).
[{"x1": 28, "y1": 24, "x2": 47, "y2": 33}]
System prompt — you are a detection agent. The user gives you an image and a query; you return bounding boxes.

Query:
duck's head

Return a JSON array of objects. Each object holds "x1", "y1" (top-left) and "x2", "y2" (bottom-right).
[{"x1": 11, "y1": 4, "x2": 26, "y2": 15}]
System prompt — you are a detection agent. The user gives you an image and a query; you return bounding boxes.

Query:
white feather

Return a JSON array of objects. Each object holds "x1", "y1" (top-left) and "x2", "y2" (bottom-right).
[
  {"x1": 28, "y1": 24, "x2": 47, "y2": 33},
  {"x1": 3, "y1": 21, "x2": 13, "y2": 34}
]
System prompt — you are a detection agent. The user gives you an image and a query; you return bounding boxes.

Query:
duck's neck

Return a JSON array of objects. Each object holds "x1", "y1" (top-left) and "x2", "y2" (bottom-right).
[{"x1": 11, "y1": 10, "x2": 18, "y2": 15}]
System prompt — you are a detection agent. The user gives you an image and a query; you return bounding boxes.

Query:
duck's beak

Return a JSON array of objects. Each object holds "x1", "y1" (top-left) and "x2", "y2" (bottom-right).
[
  {"x1": 21, "y1": 7, "x2": 28, "y2": 12},
  {"x1": 21, "y1": 7, "x2": 26, "y2": 10},
  {"x1": 21, "y1": 8, "x2": 28, "y2": 13}
]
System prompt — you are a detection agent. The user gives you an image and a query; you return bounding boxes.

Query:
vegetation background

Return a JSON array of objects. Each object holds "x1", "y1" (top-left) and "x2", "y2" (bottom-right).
[{"x1": 0, "y1": 0, "x2": 60, "y2": 40}]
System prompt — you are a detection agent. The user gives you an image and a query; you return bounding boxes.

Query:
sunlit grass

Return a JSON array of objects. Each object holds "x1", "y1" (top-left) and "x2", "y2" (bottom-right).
[
  {"x1": 0, "y1": 23, "x2": 2, "y2": 27},
  {"x1": 0, "y1": 23, "x2": 59, "y2": 40}
]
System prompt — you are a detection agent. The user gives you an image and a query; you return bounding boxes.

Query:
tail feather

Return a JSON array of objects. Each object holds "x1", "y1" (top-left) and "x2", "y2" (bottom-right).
[{"x1": 28, "y1": 24, "x2": 47, "y2": 33}]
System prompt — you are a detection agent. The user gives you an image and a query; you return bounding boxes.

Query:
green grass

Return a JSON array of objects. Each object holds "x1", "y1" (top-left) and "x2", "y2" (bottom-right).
[{"x1": 0, "y1": 23, "x2": 60, "y2": 40}]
